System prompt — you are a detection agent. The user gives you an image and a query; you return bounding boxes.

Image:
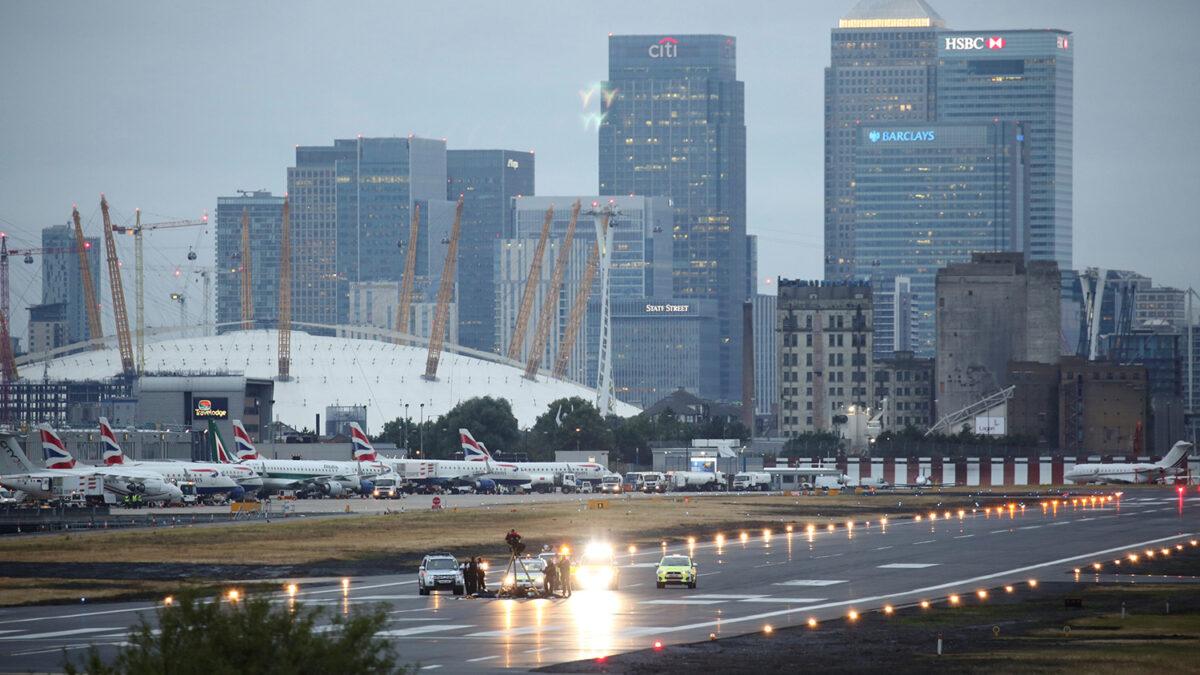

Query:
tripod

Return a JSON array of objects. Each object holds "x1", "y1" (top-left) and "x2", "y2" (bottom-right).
[{"x1": 499, "y1": 544, "x2": 535, "y2": 598}]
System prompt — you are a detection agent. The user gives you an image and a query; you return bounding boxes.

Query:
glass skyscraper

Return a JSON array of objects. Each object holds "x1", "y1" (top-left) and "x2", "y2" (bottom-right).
[
  {"x1": 40, "y1": 224, "x2": 100, "y2": 346},
  {"x1": 853, "y1": 121, "x2": 1029, "y2": 357},
  {"x1": 937, "y1": 29, "x2": 1073, "y2": 273},
  {"x1": 825, "y1": 1, "x2": 944, "y2": 282},
  {"x1": 600, "y1": 34, "x2": 747, "y2": 403},
  {"x1": 447, "y1": 149, "x2": 535, "y2": 354},
  {"x1": 214, "y1": 191, "x2": 284, "y2": 334}
]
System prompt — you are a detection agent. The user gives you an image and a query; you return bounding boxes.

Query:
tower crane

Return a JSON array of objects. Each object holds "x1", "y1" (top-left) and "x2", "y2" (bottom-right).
[
  {"x1": 112, "y1": 208, "x2": 207, "y2": 374},
  {"x1": 72, "y1": 207, "x2": 104, "y2": 349},
  {"x1": 395, "y1": 205, "x2": 421, "y2": 345},
  {"x1": 277, "y1": 199, "x2": 291, "y2": 380},
  {"x1": 0, "y1": 236, "x2": 18, "y2": 397},
  {"x1": 99, "y1": 196, "x2": 135, "y2": 376},
  {"x1": 239, "y1": 208, "x2": 253, "y2": 330},
  {"x1": 524, "y1": 202, "x2": 581, "y2": 379},
  {"x1": 507, "y1": 204, "x2": 562, "y2": 362},
  {"x1": 553, "y1": 240, "x2": 600, "y2": 380},
  {"x1": 423, "y1": 198, "x2": 464, "y2": 381}
]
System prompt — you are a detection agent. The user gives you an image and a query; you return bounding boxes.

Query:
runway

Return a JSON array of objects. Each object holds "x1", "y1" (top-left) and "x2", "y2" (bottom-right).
[{"x1": 1, "y1": 490, "x2": 1196, "y2": 672}]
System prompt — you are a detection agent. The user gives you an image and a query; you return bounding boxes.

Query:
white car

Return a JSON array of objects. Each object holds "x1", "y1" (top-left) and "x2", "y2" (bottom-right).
[
  {"x1": 418, "y1": 553, "x2": 465, "y2": 595},
  {"x1": 501, "y1": 557, "x2": 548, "y2": 597}
]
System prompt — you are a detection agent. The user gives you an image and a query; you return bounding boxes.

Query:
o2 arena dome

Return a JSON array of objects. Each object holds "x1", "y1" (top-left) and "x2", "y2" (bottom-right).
[{"x1": 36, "y1": 329, "x2": 638, "y2": 428}]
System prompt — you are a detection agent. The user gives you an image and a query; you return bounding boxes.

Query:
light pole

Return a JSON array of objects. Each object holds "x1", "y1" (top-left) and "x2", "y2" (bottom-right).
[
  {"x1": 404, "y1": 403, "x2": 409, "y2": 453},
  {"x1": 419, "y1": 403, "x2": 424, "y2": 458},
  {"x1": 575, "y1": 427, "x2": 581, "y2": 452}
]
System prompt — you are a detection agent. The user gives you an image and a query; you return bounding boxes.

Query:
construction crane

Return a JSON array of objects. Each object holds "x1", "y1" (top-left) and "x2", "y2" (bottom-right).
[
  {"x1": 524, "y1": 202, "x2": 582, "y2": 379},
  {"x1": 395, "y1": 204, "x2": 421, "y2": 345},
  {"x1": 112, "y1": 208, "x2": 207, "y2": 374},
  {"x1": 507, "y1": 204, "x2": 562, "y2": 362},
  {"x1": 277, "y1": 199, "x2": 291, "y2": 380},
  {"x1": 72, "y1": 207, "x2": 104, "y2": 349},
  {"x1": 99, "y1": 196, "x2": 135, "y2": 376},
  {"x1": 552, "y1": 240, "x2": 600, "y2": 380},
  {"x1": 0, "y1": 236, "x2": 18, "y2": 388},
  {"x1": 239, "y1": 208, "x2": 253, "y2": 330},
  {"x1": 423, "y1": 198, "x2": 464, "y2": 381}
]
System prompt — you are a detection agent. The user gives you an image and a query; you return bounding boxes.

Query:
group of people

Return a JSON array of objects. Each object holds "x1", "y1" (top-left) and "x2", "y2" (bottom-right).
[
  {"x1": 541, "y1": 551, "x2": 572, "y2": 598},
  {"x1": 461, "y1": 556, "x2": 488, "y2": 595}
]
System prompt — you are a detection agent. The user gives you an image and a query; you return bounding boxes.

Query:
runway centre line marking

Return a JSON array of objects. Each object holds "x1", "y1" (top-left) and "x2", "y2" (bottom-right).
[
  {"x1": 307, "y1": 580, "x2": 414, "y2": 595},
  {"x1": 466, "y1": 655, "x2": 499, "y2": 663},
  {"x1": 1048, "y1": 522, "x2": 1071, "y2": 527},
  {"x1": 626, "y1": 583, "x2": 644, "y2": 588},
  {"x1": 467, "y1": 626, "x2": 563, "y2": 638},
  {"x1": 954, "y1": 534, "x2": 975, "y2": 539},
  {"x1": 0, "y1": 605, "x2": 153, "y2": 626},
  {"x1": 990, "y1": 529, "x2": 1011, "y2": 534},
  {"x1": 420, "y1": 665, "x2": 442, "y2": 670},
  {"x1": 878, "y1": 563, "x2": 939, "y2": 569},
  {"x1": 639, "y1": 599, "x2": 725, "y2": 605},
  {"x1": 814, "y1": 553, "x2": 843, "y2": 559},
  {"x1": 523, "y1": 647, "x2": 554, "y2": 653},
  {"x1": 873, "y1": 546, "x2": 894, "y2": 551},
  {"x1": 913, "y1": 540, "x2": 935, "y2": 545},
  {"x1": 739, "y1": 597, "x2": 825, "y2": 604},
  {"x1": 775, "y1": 580, "x2": 846, "y2": 586},
  {"x1": 690, "y1": 594, "x2": 768, "y2": 600},
  {"x1": 0, "y1": 627, "x2": 116, "y2": 640},
  {"x1": 619, "y1": 532, "x2": 1197, "y2": 640},
  {"x1": 378, "y1": 625, "x2": 474, "y2": 637},
  {"x1": 1018, "y1": 525, "x2": 1042, "y2": 530}
]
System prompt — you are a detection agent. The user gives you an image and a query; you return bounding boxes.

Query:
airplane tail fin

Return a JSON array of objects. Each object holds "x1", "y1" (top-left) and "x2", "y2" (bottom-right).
[
  {"x1": 229, "y1": 419, "x2": 257, "y2": 461},
  {"x1": 459, "y1": 428, "x2": 492, "y2": 462},
  {"x1": 0, "y1": 432, "x2": 37, "y2": 475},
  {"x1": 98, "y1": 417, "x2": 126, "y2": 465},
  {"x1": 207, "y1": 419, "x2": 236, "y2": 463},
  {"x1": 1156, "y1": 441, "x2": 1193, "y2": 471},
  {"x1": 349, "y1": 422, "x2": 377, "y2": 461},
  {"x1": 39, "y1": 424, "x2": 76, "y2": 469}
]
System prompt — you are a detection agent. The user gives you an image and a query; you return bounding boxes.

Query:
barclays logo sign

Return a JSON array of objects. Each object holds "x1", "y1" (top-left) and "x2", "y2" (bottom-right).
[{"x1": 868, "y1": 130, "x2": 936, "y2": 143}]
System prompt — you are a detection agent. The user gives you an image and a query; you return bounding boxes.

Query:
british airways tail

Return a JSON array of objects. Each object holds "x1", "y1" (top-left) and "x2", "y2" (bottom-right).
[
  {"x1": 459, "y1": 428, "x2": 493, "y2": 462},
  {"x1": 349, "y1": 422, "x2": 377, "y2": 461},
  {"x1": 1156, "y1": 441, "x2": 1193, "y2": 471},
  {"x1": 98, "y1": 417, "x2": 126, "y2": 466},
  {"x1": 229, "y1": 419, "x2": 258, "y2": 461},
  {"x1": 39, "y1": 425, "x2": 76, "y2": 469}
]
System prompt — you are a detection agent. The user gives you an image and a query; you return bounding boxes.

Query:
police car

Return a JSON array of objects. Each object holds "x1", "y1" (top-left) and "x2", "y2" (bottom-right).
[
  {"x1": 655, "y1": 554, "x2": 697, "y2": 589},
  {"x1": 417, "y1": 552, "x2": 465, "y2": 595}
]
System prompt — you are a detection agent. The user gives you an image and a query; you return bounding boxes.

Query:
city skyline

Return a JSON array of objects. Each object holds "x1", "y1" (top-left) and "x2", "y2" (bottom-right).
[{"x1": 1, "y1": 0, "x2": 1198, "y2": 343}]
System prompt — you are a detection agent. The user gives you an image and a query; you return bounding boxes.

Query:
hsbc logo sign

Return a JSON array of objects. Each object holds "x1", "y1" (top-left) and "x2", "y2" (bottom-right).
[
  {"x1": 648, "y1": 37, "x2": 678, "y2": 58},
  {"x1": 944, "y1": 36, "x2": 1006, "y2": 50}
]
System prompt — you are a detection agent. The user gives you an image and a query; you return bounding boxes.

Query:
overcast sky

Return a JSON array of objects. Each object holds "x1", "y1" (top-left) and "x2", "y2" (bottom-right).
[{"x1": 1, "y1": 0, "x2": 1197, "y2": 341}]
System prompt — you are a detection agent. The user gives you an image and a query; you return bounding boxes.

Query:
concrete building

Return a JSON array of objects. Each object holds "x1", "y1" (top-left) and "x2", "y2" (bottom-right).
[
  {"x1": 1099, "y1": 326, "x2": 1185, "y2": 454},
  {"x1": 135, "y1": 375, "x2": 275, "y2": 449},
  {"x1": 214, "y1": 190, "x2": 285, "y2": 333},
  {"x1": 935, "y1": 252, "x2": 1060, "y2": 420},
  {"x1": 1007, "y1": 361, "x2": 1061, "y2": 448},
  {"x1": 40, "y1": 224, "x2": 100, "y2": 347},
  {"x1": 601, "y1": 34, "x2": 748, "y2": 403},
  {"x1": 1135, "y1": 286, "x2": 1187, "y2": 329},
  {"x1": 27, "y1": 303, "x2": 68, "y2": 354},
  {"x1": 873, "y1": 350, "x2": 934, "y2": 430},
  {"x1": 777, "y1": 279, "x2": 874, "y2": 436},
  {"x1": 447, "y1": 149, "x2": 535, "y2": 354},
  {"x1": 1058, "y1": 357, "x2": 1148, "y2": 453}
]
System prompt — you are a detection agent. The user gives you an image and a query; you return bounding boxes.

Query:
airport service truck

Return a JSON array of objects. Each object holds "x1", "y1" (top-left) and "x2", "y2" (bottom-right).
[
  {"x1": 732, "y1": 472, "x2": 772, "y2": 491},
  {"x1": 668, "y1": 471, "x2": 725, "y2": 492},
  {"x1": 530, "y1": 473, "x2": 579, "y2": 494}
]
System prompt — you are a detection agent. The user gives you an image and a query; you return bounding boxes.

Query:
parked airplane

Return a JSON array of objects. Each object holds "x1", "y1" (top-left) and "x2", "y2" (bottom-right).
[
  {"x1": 0, "y1": 427, "x2": 184, "y2": 503},
  {"x1": 1064, "y1": 441, "x2": 1193, "y2": 484},
  {"x1": 222, "y1": 420, "x2": 387, "y2": 496},
  {"x1": 459, "y1": 427, "x2": 610, "y2": 489},
  {"x1": 40, "y1": 424, "x2": 222, "y2": 501},
  {"x1": 98, "y1": 417, "x2": 261, "y2": 497}
]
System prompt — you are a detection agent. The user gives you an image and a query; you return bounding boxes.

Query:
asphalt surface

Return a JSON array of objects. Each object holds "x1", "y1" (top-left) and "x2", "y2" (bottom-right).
[{"x1": 1, "y1": 490, "x2": 1196, "y2": 673}]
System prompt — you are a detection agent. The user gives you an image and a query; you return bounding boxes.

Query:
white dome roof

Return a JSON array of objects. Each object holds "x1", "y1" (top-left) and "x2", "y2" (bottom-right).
[{"x1": 37, "y1": 329, "x2": 638, "y2": 428}]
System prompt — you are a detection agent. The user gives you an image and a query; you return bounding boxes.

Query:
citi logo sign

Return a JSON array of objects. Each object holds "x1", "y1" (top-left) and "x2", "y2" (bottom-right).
[
  {"x1": 649, "y1": 37, "x2": 678, "y2": 58},
  {"x1": 868, "y1": 130, "x2": 936, "y2": 143},
  {"x1": 944, "y1": 36, "x2": 1005, "y2": 50}
]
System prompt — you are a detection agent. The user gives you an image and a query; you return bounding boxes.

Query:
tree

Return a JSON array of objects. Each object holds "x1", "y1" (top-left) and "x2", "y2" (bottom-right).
[
  {"x1": 419, "y1": 396, "x2": 520, "y2": 459},
  {"x1": 64, "y1": 591, "x2": 410, "y2": 675},
  {"x1": 527, "y1": 397, "x2": 612, "y2": 460}
]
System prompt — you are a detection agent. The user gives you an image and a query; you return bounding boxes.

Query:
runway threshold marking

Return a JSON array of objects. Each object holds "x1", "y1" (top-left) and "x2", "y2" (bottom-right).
[{"x1": 619, "y1": 532, "x2": 1197, "y2": 640}]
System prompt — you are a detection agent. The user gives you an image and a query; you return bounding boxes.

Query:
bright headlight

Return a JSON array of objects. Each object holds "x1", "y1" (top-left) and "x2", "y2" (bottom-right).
[{"x1": 503, "y1": 574, "x2": 515, "y2": 587}]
